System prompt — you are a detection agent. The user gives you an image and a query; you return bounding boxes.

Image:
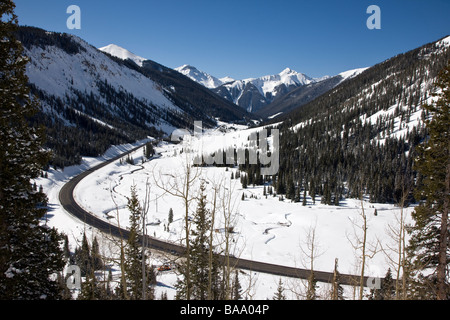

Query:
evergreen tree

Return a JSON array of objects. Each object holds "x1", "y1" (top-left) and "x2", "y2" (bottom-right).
[
  {"x1": 63, "y1": 234, "x2": 71, "y2": 263},
  {"x1": 143, "y1": 141, "x2": 154, "y2": 159},
  {"x1": 273, "y1": 278, "x2": 286, "y2": 300},
  {"x1": 78, "y1": 270, "x2": 99, "y2": 300},
  {"x1": 0, "y1": 1, "x2": 65, "y2": 298},
  {"x1": 91, "y1": 236, "x2": 104, "y2": 271},
  {"x1": 74, "y1": 232, "x2": 92, "y2": 277},
  {"x1": 407, "y1": 62, "x2": 450, "y2": 300},
  {"x1": 168, "y1": 208, "x2": 173, "y2": 225},
  {"x1": 368, "y1": 268, "x2": 395, "y2": 300},
  {"x1": 125, "y1": 185, "x2": 153, "y2": 300},
  {"x1": 231, "y1": 270, "x2": 242, "y2": 300},
  {"x1": 188, "y1": 182, "x2": 212, "y2": 299},
  {"x1": 176, "y1": 182, "x2": 220, "y2": 300},
  {"x1": 241, "y1": 173, "x2": 248, "y2": 189}
]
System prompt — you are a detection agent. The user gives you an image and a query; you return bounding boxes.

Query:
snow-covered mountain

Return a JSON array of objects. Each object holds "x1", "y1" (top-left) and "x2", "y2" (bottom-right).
[
  {"x1": 255, "y1": 67, "x2": 369, "y2": 119},
  {"x1": 176, "y1": 64, "x2": 368, "y2": 114},
  {"x1": 212, "y1": 68, "x2": 327, "y2": 113},
  {"x1": 175, "y1": 64, "x2": 234, "y2": 89},
  {"x1": 99, "y1": 44, "x2": 147, "y2": 67},
  {"x1": 16, "y1": 26, "x2": 250, "y2": 167}
]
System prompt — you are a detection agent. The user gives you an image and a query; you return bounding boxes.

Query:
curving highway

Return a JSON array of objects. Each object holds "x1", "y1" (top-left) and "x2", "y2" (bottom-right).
[{"x1": 59, "y1": 143, "x2": 375, "y2": 288}]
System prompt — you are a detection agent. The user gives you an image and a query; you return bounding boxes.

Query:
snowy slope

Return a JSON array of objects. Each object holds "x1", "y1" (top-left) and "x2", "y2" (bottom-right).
[
  {"x1": 20, "y1": 29, "x2": 200, "y2": 140},
  {"x1": 99, "y1": 44, "x2": 147, "y2": 67},
  {"x1": 337, "y1": 67, "x2": 369, "y2": 83},
  {"x1": 25, "y1": 36, "x2": 181, "y2": 115}
]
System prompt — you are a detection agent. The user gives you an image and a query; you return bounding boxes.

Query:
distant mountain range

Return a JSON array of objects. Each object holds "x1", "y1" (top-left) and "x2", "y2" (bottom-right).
[
  {"x1": 98, "y1": 43, "x2": 368, "y2": 118},
  {"x1": 174, "y1": 63, "x2": 367, "y2": 116}
]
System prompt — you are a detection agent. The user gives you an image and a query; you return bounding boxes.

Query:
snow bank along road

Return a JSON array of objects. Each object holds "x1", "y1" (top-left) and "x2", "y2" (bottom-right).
[{"x1": 59, "y1": 143, "x2": 375, "y2": 287}]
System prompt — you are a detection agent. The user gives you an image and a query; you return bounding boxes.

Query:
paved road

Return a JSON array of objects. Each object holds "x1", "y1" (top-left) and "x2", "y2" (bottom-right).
[{"x1": 59, "y1": 143, "x2": 376, "y2": 287}]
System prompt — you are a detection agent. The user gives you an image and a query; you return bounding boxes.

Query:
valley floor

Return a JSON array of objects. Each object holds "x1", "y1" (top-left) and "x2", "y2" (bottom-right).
[{"x1": 37, "y1": 126, "x2": 415, "y2": 300}]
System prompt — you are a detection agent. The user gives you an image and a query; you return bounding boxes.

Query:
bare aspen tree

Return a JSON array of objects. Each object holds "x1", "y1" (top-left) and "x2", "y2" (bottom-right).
[
  {"x1": 242, "y1": 271, "x2": 259, "y2": 300},
  {"x1": 330, "y1": 258, "x2": 344, "y2": 300},
  {"x1": 140, "y1": 179, "x2": 151, "y2": 300},
  {"x1": 346, "y1": 195, "x2": 380, "y2": 300},
  {"x1": 207, "y1": 177, "x2": 220, "y2": 300},
  {"x1": 379, "y1": 187, "x2": 409, "y2": 299},
  {"x1": 152, "y1": 150, "x2": 201, "y2": 300},
  {"x1": 219, "y1": 178, "x2": 241, "y2": 300},
  {"x1": 299, "y1": 222, "x2": 323, "y2": 300}
]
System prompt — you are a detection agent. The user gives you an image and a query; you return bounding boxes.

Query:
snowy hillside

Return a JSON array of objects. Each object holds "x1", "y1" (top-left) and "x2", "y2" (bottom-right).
[
  {"x1": 337, "y1": 67, "x2": 369, "y2": 84},
  {"x1": 26, "y1": 39, "x2": 178, "y2": 113},
  {"x1": 99, "y1": 44, "x2": 147, "y2": 67},
  {"x1": 16, "y1": 26, "x2": 251, "y2": 168}
]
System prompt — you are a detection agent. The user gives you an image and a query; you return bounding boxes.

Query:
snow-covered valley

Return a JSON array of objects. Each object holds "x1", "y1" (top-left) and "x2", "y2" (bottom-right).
[{"x1": 37, "y1": 124, "x2": 415, "y2": 300}]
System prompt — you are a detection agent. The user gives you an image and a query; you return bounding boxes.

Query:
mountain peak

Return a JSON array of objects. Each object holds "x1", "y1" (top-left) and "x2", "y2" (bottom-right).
[
  {"x1": 99, "y1": 44, "x2": 147, "y2": 67},
  {"x1": 280, "y1": 67, "x2": 294, "y2": 75},
  {"x1": 177, "y1": 64, "x2": 195, "y2": 71},
  {"x1": 175, "y1": 64, "x2": 226, "y2": 89}
]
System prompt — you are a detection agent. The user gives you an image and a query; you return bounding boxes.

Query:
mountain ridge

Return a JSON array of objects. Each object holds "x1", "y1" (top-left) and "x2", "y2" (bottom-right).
[{"x1": 175, "y1": 62, "x2": 368, "y2": 116}]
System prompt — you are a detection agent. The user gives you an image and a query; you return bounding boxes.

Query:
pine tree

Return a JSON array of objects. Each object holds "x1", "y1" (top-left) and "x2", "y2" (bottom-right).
[
  {"x1": 407, "y1": 62, "x2": 450, "y2": 300},
  {"x1": 168, "y1": 208, "x2": 173, "y2": 225},
  {"x1": 176, "y1": 182, "x2": 220, "y2": 300},
  {"x1": 368, "y1": 268, "x2": 395, "y2": 300},
  {"x1": 74, "y1": 232, "x2": 92, "y2": 277},
  {"x1": 78, "y1": 269, "x2": 99, "y2": 300},
  {"x1": 241, "y1": 173, "x2": 248, "y2": 189},
  {"x1": 63, "y1": 234, "x2": 71, "y2": 263},
  {"x1": 231, "y1": 270, "x2": 242, "y2": 300},
  {"x1": 143, "y1": 141, "x2": 154, "y2": 159},
  {"x1": 0, "y1": 1, "x2": 65, "y2": 298},
  {"x1": 188, "y1": 182, "x2": 212, "y2": 299},
  {"x1": 91, "y1": 236, "x2": 104, "y2": 271},
  {"x1": 125, "y1": 185, "x2": 152, "y2": 300},
  {"x1": 273, "y1": 278, "x2": 286, "y2": 300}
]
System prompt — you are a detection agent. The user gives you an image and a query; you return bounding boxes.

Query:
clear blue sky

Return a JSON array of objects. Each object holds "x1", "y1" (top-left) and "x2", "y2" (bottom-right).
[{"x1": 14, "y1": 0, "x2": 450, "y2": 80}]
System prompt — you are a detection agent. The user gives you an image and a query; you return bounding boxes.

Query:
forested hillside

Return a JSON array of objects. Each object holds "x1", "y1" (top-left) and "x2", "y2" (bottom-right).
[{"x1": 251, "y1": 36, "x2": 450, "y2": 205}]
